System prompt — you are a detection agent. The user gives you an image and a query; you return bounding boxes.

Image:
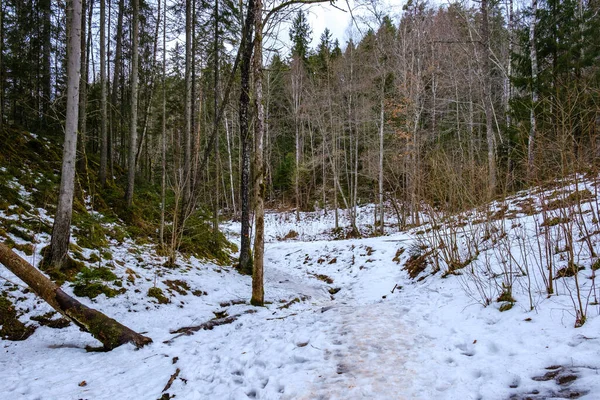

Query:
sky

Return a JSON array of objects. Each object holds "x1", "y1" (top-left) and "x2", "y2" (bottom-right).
[{"x1": 272, "y1": 0, "x2": 406, "y2": 55}]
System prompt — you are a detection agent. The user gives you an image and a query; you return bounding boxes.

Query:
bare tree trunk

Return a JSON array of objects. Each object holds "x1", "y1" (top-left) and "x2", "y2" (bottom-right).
[
  {"x1": 0, "y1": 1, "x2": 4, "y2": 129},
  {"x1": 291, "y1": 59, "x2": 302, "y2": 221},
  {"x1": 135, "y1": 0, "x2": 162, "y2": 168},
  {"x1": 528, "y1": 0, "x2": 539, "y2": 181},
  {"x1": 251, "y1": 0, "x2": 264, "y2": 306},
  {"x1": 183, "y1": 0, "x2": 193, "y2": 208},
  {"x1": 481, "y1": 0, "x2": 497, "y2": 196},
  {"x1": 41, "y1": 0, "x2": 52, "y2": 120},
  {"x1": 213, "y1": 0, "x2": 220, "y2": 235},
  {"x1": 160, "y1": 0, "x2": 167, "y2": 247},
  {"x1": 225, "y1": 112, "x2": 237, "y2": 216},
  {"x1": 46, "y1": 0, "x2": 82, "y2": 270},
  {"x1": 125, "y1": 0, "x2": 139, "y2": 206},
  {"x1": 99, "y1": 0, "x2": 108, "y2": 185},
  {"x1": 0, "y1": 243, "x2": 152, "y2": 350},
  {"x1": 111, "y1": 0, "x2": 125, "y2": 174},
  {"x1": 378, "y1": 96, "x2": 384, "y2": 235},
  {"x1": 238, "y1": 0, "x2": 255, "y2": 276},
  {"x1": 77, "y1": 0, "x2": 89, "y2": 174}
]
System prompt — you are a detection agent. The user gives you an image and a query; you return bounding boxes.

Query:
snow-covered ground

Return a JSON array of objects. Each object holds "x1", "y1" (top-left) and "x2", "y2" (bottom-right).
[{"x1": 2, "y1": 177, "x2": 600, "y2": 399}]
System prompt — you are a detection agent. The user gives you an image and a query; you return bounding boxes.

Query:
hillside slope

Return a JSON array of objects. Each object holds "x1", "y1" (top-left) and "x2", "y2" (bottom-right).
[{"x1": 1, "y1": 128, "x2": 600, "y2": 399}]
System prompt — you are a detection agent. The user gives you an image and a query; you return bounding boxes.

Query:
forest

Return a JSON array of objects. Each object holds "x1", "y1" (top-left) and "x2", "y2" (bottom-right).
[
  {"x1": 2, "y1": 0, "x2": 599, "y2": 260},
  {"x1": 3, "y1": 0, "x2": 599, "y2": 253},
  {"x1": 1, "y1": 0, "x2": 600, "y2": 397}
]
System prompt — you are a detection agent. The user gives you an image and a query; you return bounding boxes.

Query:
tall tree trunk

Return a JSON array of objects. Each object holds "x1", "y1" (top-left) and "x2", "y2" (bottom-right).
[
  {"x1": 505, "y1": 0, "x2": 514, "y2": 190},
  {"x1": 160, "y1": 0, "x2": 167, "y2": 248},
  {"x1": 111, "y1": 0, "x2": 125, "y2": 173},
  {"x1": 77, "y1": 0, "x2": 89, "y2": 174},
  {"x1": 183, "y1": 0, "x2": 193, "y2": 208},
  {"x1": 238, "y1": 0, "x2": 255, "y2": 276},
  {"x1": 378, "y1": 95, "x2": 384, "y2": 235},
  {"x1": 528, "y1": 0, "x2": 539, "y2": 181},
  {"x1": 481, "y1": 0, "x2": 497, "y2": 196},
  {"x1": 135, "y1": 1, "x2": 161, "y2": 168},
  {"x1": 251, "y1": 0, "x2": 264, "y2": 306},
  {"x1": 213, "y1": 0, "x2": 220, "y2": 235},
  {"x1": 46, "y1": 0, "x2": 82, "y2": 270},
  {"x1": 0, "y1": 1, "x2": 4, "y2": 129},
  {"x1": 125, "y1": 0, "x2": 139, "y2": 206},
  {"x1": 41, "y1": 0, "x2": 52, "y2": 120},
  {"x1": 0, "y1": 243, "x2": 152, "y2": 350},
  {"x1": 225, "y1": 112, "x2": 237, "y2": 216},
  {"x1": 99, "y1": 0, "x2": 108, "y2": 185},
  {"x1": 292, "y1": 61, "x2": 302, "y2": 221}
]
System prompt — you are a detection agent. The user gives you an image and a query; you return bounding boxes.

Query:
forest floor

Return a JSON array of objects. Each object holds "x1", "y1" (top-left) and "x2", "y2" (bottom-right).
[{"x1": 2, "y1": 182, "x2": 600, "y2": 399}]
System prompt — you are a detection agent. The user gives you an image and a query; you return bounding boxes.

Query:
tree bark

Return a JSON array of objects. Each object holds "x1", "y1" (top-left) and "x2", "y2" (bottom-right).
[
  {"x1": 99, "y1": 0, "x2": 108, "y2": 185},
  {"x1": 528, "y1": 0, "x2": 539, "y2": 181},
  {"x1": 0, "y1": 243, "x2": 152, "y2": 350},
  {"x1": 77, "y1": 0, "x2": 88, "y2": 174},
  {"x1": 213, "y1": 0, "x2": 220, "y2": 235},
  {"x1": 160, "y1": 0, "x2": 167, "y2": 247},
  {"x1": 0, "y1": 1, "x2": 4, "y2": 129},
  {"x1": 238, "y1": 0, "x2": 255, "y2": 276},
  {"x1": 125, "y1": 0, "x2": 139, "y2": 206},
  {"x1": 46, "y1": 0, "x2": 82, "y2": 270},
  {"x1": 182, "y1": 0, "x2": 193, "y2": 209},
  {"x1": 225, "y1": 112, "x2": 236, "y2": 216},
  {"x1": 251, "y1": 0, "x2": 264, "y2": 306},
  {"x1": 480, "y1": 0, "x2": 497, "y2": 196},
  {"x1": 378, "y1": 95, "x2": 384, "y2": 235},
  {"x1": 111, "y1": 0, "x2": 125, "y2": 173},
  {"x1": 40, "y1": 0, "x2": 52, "y2": 120}
]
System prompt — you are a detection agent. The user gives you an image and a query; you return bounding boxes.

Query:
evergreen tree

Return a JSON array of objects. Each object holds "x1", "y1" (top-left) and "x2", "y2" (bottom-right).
[{"x1": 289, "y1": 10, "x2": 311, "y2": 62}]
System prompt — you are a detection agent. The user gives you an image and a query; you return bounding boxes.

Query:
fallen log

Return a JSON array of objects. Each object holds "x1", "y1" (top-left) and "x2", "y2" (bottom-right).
[
  {"x1": 0, "y1": 242, "x2": 152, "y2": 351},
  {"x1": 164, "y1": 309, "x2": 256, "y2": 344}
]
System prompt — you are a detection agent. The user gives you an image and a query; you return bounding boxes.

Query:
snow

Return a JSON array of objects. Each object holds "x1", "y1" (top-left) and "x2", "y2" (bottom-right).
[{"x1": 2, "y1": 178, "x2": 600, "y2": 399}]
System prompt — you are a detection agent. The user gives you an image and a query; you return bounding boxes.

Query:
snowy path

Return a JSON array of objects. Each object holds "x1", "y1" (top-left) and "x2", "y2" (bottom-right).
[
  {"x1": 264, "y1": 236, "x2": 438, "y2": 399},
  {"x1": 298, "y1": 302, "x2": 419, "y2": 400}
]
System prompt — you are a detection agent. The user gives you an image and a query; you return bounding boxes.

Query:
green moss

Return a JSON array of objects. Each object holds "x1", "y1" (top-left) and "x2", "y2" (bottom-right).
[
  {"x1": 82, "y1": 312, "x2": 127, "y2": 351},
  {"x1": 7, "y1": 226, "x2": 34, "y2": 242},
  {"x1": 30, "y1": 312, "x2": 71, "y2": 329},
  {"x1": 13, "y1": 243, "x2": 34, "y2": 256},
  {"x1": 0, "y1": 295, "x2": 36, "y2": 340},
  {"x1": 499, "y1": 302, "x2": 514, "y2": 312},
  {"x1": 39, "y1": 247, "x2": 86, "y2": 284},
  {"x1": 176, "y1": 211, "x2": 237, "y2": 265},
  {"x1": 164, "y1": 279, "x2": 190, "y2": 296},
  {"x1": 72, "y1": 212, "x2": 109, "y2": 250},
  {"x1": 148, "y1": 287, "x2": 169, "y2": 304},
  {"x1": 72, "y1": 266, "x2": 123, "y2": 299},
  {"x1": 73, "y1": 282, "x2": 122, "y2": 299},
  {"x1": 0, "y1": 128, "x2": 61, "y2": 211},
  {"x1": 79, "y1": 266, "x2": 118, "y2": 281},
  {"x1": 72, "y1": 250, "x2": 86, "y2": 261}
]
